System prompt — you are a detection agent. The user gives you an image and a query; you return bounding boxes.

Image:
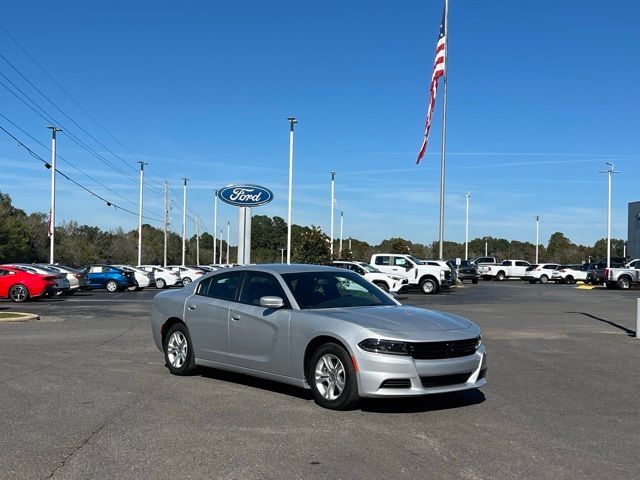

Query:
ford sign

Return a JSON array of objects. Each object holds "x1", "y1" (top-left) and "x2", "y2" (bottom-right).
[{"x1": 218, "y1": 184, "x2": 274, "y2": 207}]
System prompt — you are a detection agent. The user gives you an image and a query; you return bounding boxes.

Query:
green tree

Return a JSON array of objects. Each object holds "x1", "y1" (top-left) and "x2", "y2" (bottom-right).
[{"x1": 292, "y1": 226, "x2": 331, "y2": 265}]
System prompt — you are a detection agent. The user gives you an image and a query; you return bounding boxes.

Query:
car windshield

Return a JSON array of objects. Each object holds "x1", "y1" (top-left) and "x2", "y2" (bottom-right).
[
  {"x1": 357, "y1": 263, "x2": 381, "y2": 273},
  {"x1": 281, "y1": 271, "x2": 396, "y2": 309},
  {"x1": 407, "y1": 255, "x2": 425, "y2": 265}
]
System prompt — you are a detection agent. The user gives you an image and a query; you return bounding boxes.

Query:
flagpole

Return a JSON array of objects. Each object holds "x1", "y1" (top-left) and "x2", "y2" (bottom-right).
[{"x1": 438, "y1": 0, "x2": 449, "y2": 260}]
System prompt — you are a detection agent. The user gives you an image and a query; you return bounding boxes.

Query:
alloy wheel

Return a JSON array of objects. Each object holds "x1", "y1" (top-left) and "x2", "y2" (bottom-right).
[
  {"x1": 10, "y1": 285, "x2": 28, "y2": 302},
  {"x1": 314, "y1": 354, "x2": 346, "y2": 401},
  {"x1": 106, "y1": 281, "x2": 118, "y2": 292},
  {"x1": 167, "y1": 331, "x2": 188, "y2": 368}
]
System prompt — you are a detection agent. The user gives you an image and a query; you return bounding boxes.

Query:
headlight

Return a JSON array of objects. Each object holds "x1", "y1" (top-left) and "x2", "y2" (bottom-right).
[
  {"x1": 389, "y1": 275, "x2": 403, "y2": 281},
  {"x1": 476, "y1": 335, "x2": 482, "y2": 348},
  {"x1": 358, "y1": 338, "x2": 408, "y2": 355}
]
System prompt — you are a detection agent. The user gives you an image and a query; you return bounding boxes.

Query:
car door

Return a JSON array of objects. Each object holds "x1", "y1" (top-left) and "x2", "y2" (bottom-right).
[
  {"x1": 0, "y1": 268, "x2": 12, "y2": 297},
  {"x1": 515, "y1": 261, "x2": 530, "y2": 277},
  {"x1": 228, "y1": 271, "x2": 292, "y2": 376},
  {"x1": 390, "y1": 256, "x2": 414, "y2": 277},
  {"x1": 86, "y1": 266, "x2": 105, "y2": 287},
  {"x1": 185, "y1": 271, "x2": 244, "y2": 364}
]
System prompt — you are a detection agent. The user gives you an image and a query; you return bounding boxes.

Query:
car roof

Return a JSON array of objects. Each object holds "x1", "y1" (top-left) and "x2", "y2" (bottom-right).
[{"x1": 225, "y1": 264, "x2": 342, "y2": 275}]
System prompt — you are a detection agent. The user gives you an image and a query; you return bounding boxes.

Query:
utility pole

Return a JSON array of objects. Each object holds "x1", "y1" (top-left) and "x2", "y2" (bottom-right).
[
  {"x1": 213, "y1": 190, "x2": 218, "y2": 264},
  {"x1": 349, "y1": 237, "x2": 352, "y2": 252},
  {"x1": 485, "y1": 238, "x2": 488, "y2": 257},
  {"x1": 286, "y1": 117, "x2": 297, "y2": 264},
  {"x1": 196, "y1": 217, "x2": 200, "y2": 266},
  {"x1": 182, "y1": 178, "x2": 188, "y2": 266},
  {"x1": 600, "y1": 163, "x2": 619, "y2": 269},
  {"x1": 280, "y1": 248, "x2": 285, "y2": 263},
  {"x1": 226, "y1": 221, "x2": 230, "y2": 264},
  {"x1": 330, "y1": 171, "x2": 336, "y2": 257},
  {"x1": 137, "y1": 161, "x2": 147, "y2": 266},
  {"x1": 535, "y1": 215, "x2": 540, "y2": 264},
  {"x1": 464, "y1": 189, "x2": 471, "y2": 261},
  {"x1": 339, "y1": 210, "x2": 344, "y2": 258},
  {"x1": 163, "y1": 180, "x2": 168, "y2": 267},
  {"x1": 47, "y1": 126, "x2": 61, "y2": 264}
]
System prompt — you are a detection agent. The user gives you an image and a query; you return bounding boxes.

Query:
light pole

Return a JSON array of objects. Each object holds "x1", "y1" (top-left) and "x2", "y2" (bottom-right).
[
  {"x1": 330, "y1": 171, "x2": 336, "y2": 257},
  {"x1": 535, "y1": 215, "x2": 540, "y2": 264},
  {"x1": 47, "y1": 126, "x2": 61, "y2": 264},
  {"x1": 339, "y1": 210, "x2": 344, "y2": 258},
  {"x1": 484, "y1": 238, "x2": 488, "y2": 257},
  {"x1": 286, "y1": 117, "x2": 297, "y2": 264},
  {"x1": 137, "y1": 161, "x2": 147, "y2": 266},
  {"x1": 280, "y1": 248, "x2": 285, "y2": 263},
  {"x1": 600, "y1": 163, "x2": 619, "y2": 269},
  {"x1": 219, "y1": 229, "x2": 223, "y2": 264},
  {"x1": 464, "y1": 189, "x2": 471, "y2": 261},
  {"x1": 196, "y1": 217, "x2": 200, "y2": 266},
  {"x1": 213, "y1": 190, "x2": 218, "y2": 264},
  {"x1": 181, "y1": 178, "x2": 188, "y2": 266},
  {"x1": 226, "y1": 221, "x2": 230, "y2": 264},
  {"x1": 163, "y1": 180, "x2": 168, "y2": 267}
]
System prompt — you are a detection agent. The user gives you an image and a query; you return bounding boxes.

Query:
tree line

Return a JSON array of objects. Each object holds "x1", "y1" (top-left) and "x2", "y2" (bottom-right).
[{"x1": 0, "y1": 191, "x2": 625, "y2": 267}]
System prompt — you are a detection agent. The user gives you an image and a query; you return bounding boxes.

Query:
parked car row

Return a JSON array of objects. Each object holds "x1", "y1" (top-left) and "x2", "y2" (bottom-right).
[{"x1": 0, "y1": 262, "x2": 228, "y2": 302}]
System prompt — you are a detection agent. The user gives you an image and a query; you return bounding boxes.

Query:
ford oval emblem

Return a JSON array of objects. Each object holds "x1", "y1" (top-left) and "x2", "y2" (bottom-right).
[{"x1": 218, "y1": 184, "x2": 274, "y2": 207}]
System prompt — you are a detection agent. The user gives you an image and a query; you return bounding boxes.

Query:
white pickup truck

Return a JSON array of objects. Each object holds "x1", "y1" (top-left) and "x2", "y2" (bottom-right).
[
  {"x1": 478, "y1": 260, "x2": 531, "y2": 281},
  {"x1": 604, "y1": 259, "x2": 640, "y2": 290},
  {"x1": 370, "y1": 253, "x2": 452, "y2": 294}
]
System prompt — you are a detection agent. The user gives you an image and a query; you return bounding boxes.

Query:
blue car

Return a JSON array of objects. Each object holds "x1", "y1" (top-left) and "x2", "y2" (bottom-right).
[{"x1": 81, "y1": 265, "x2": 137, "y2": 293}]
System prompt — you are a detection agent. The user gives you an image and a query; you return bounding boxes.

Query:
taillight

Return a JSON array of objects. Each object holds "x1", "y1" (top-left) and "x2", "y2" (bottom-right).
[
  {"x1": 604, "y1": 268, "x2": 609, "y2": 278},
  {"x1": 74, "y1": 274, "x2": 82, "y2": 279},
  {"x1": 44, "y1": 275, "x2": 56, "y2": 282}
]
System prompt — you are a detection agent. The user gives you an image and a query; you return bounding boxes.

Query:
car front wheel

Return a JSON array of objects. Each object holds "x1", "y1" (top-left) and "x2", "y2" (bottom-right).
[
  {"x1": 106, "y1": 280, "x2": 119, "y2": 293},
  {"x1": 156, "y1": 278, "x2": 166, "y2": 289},
  {"x1": 540, "y1": 275, "x2": 548, "y2": 284},
  {"x1": 309, "y1": 343, "x2": 359, "y2": 410},
  {"x1": 163, "y1": 323, "x2": 195, "y2": 375},
  {"x1": 182, "y1": 277, "x2": 192, "y2": 286},
  {"x1": 420, "y1": 278, "x2": 437, "y2": 294},
  {"x1": 374, "y1": 281, "x2": 389, "y2": 292}
]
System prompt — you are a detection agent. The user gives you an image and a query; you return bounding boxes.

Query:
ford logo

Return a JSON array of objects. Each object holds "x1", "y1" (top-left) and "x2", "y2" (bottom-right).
[{"x1": 218, "y1": 184, "x2": 274, "y2": 207}]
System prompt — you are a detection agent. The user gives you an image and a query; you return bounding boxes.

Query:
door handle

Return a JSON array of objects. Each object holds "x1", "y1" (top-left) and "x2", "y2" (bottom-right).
[
  {"x1": 187, "y1": 304, "x2": 197, "y2": 310},
  {"x1": 231, "y1": 315, "x2": 240, "y2": 321}
]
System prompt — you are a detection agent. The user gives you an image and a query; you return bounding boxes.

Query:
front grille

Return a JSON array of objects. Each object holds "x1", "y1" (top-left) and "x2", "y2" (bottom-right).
[
  {"x1": 444, "y1": 271, "x2": 452, "y2": 279},
  {"x1": 379, "y1": 378, "x2": 411, "y2": 389},
  {"x1": 421, "y1": 372, "x2": 472, "y2": 388},
  {"x1": 407, "y1": 337, "x2": 479, "y2": 360}
]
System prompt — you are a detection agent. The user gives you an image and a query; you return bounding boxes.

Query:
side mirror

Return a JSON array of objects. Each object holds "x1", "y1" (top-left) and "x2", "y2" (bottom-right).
[
  {"x1": 404, "y1": 264, "x2": 412, "y2": 270},
  {"x1": 260, "y1": 296, "x2": 285, "y2": 309}
]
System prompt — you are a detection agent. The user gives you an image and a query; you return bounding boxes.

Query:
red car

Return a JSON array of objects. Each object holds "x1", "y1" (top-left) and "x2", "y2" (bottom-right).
[{"x1": 0, "y1": 265, "x2": 57, "y2": 302}]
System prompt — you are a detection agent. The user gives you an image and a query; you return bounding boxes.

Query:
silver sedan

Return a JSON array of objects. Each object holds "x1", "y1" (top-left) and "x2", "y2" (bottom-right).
[{"x1": 151, "y1": 264, "x2": 487, "y2": 410}]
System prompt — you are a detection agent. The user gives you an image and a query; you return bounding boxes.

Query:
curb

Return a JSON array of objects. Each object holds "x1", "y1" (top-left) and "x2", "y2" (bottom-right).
[{"x1": 0, "y1": 313, "x2": 40, "y2": 322}]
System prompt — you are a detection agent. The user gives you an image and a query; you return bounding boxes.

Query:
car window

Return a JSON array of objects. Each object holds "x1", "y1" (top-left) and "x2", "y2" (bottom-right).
[
  {"x1": 0, "y1": 268, "x2": 9, "y2": 277},
  {"x1": 393, "y1": 257, "x2": 410, "y2": 267},
  {"x1": 374, "y1": 256, "x2": 390, "y2": 266},
  {"x1": 202, "y1": 272, "x2": 243, "y2": 301},
  {"x1": 515, "y1": 261, "x2": 530, "y2": 267},
  {"x1": 282, "y1": 271, "x2": 395, "y2": 309},
  {"x1": 354, "y1": 266, "x2": 365, "y2": 275},
  {"x1": 239, "y1": 272, "x2": 288, "y2": 307},
  {"x1": 543, "y1": 265, "x2": 558, "y2": 270}
]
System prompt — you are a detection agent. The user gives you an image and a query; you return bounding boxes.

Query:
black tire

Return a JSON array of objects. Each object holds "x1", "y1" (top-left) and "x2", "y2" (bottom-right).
[
  {"x1": 156, "y1": 278, "x2": 166, "y2": 289},
  {"x1": 63, "y1": 289, "x2": 77, "y2": 296},
  {"x1": 617, "y1": 277, "x2": 631, "y2": 290},
  {"x1": 373, "y1": 281, "x2": 389, "y2": 293},
  {"x1": 528, "y1": 280, "x2": 536, "y2": 284},
  {"x1": 163, "y1": 323, "x2": 196, "y2": 375},
  {"x1": 539, "y1": 275, "x2": 548, "y2": 284},
  {"x1": 308, "y1": 343, "x2": 359, "y2": 410},
  {"x1": 472, "y1": 278, "x2": 479, "y2": 284},
  {"x1": 482, "y1": 275, "x2": 491, "y2": 281},
  {"x1": 605, "y1": 282, "x2": 617, "y2": 290},
  {"x1": 565, "y1": 276, "x2": 575, "y2": 285},
  {"x1": 420, "y1": 278, "x2": 438, "y2": 294},
  {"x1": 106, "y1": 280, "x2": 119, "y2": 293},
  {"x1": 182, "y1": 277, "x2": 192, "y2": 286},
  {"x1": 9, "y1": 284, "x2": 30, "y2": 303},
  {"x1": 496, "y1": 271, "x2": 506, "y2": 281}
]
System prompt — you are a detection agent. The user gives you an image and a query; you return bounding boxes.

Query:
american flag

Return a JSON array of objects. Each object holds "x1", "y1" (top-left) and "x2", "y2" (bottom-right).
[{"x1": 416, "y1": 5, "x2": 447, "y2": 164}]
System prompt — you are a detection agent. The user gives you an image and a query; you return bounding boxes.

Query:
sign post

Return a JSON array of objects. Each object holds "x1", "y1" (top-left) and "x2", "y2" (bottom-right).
[{"x1": 218, "y1": 184, "x2": 273, "y2": 265}]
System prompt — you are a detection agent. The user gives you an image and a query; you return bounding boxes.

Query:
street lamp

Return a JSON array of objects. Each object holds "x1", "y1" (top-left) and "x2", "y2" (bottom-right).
[
  {"x1": 286, "y1": 117, "x2": 297, "y2": 264},
  {"x1": 330, "y1": 171, "x2": 336, "y2": 256},
  {"x1": 535, "y1": 215, "x2": 540, "y2": 264},
  {"x1": 600, "y1": 162, "x2": 619, "y2": 269}
]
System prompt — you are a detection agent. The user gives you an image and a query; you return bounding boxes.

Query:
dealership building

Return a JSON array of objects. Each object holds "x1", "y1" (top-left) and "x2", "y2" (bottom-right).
[{"x1": 628, "y1": 201, "x2": 640, "y2": 259}]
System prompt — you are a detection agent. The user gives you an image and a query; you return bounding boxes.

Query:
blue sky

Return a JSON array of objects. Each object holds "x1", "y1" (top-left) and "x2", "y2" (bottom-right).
[{"x1": 0, "y1": 0, "x2": 638, "y2": 247}]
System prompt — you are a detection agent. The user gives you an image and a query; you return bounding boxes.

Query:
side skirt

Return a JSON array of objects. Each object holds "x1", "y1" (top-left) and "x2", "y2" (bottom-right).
[{"x1": 195, "y1": 357, "x2": 310, "y2": 389}]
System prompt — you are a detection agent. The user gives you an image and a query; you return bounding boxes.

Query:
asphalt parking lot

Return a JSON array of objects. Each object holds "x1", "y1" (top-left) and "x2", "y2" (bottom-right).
[{"x1": 1, "y1": 282, "x2": 639, "y2": 480}]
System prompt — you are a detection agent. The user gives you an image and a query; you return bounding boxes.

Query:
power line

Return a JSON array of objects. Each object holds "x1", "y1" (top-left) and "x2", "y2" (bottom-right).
[{"x1": 0, "y1": 125, "x2": 163, "y2": 224}]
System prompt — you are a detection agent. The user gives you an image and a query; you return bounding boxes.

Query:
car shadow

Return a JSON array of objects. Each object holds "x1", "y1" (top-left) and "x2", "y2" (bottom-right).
[
  {"x1": 566, "y1": 311, "x2": 636, "y2": 337},
  {"x1": 360, "y1": 388, "x2": 486, "y2": 414},
  {"x1": 195, "y1": 366, "x2": 486, "y2": 412}
]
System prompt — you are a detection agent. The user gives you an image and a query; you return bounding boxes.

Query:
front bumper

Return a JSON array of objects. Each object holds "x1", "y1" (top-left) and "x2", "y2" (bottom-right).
[{"x1": 356, "y1": 345, "x2": 487, "y2": 398}]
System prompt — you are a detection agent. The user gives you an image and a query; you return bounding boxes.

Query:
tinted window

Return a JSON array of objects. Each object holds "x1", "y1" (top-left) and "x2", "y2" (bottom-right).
[
  {"x1": 239, "y1": 272, "x2": 288, "y2": 306},
  {"x1": 282, "y1": 271, "x2": 395, "y2": 309},
  {"x1": 515, "y1": 261, "x2": 530, "y2": 267},
  {"x1": 543, "y1": 265, "x2": 558, "y2": 270},
  {"x1": 501, "y1": 260, "x2": 510, "y2": 266},
  {"x1": 374, "y1": 256, "x2": 390, "y2": 266},
  {"x1": 203, "y1": 272, "x2": 243, "y2": 301}
]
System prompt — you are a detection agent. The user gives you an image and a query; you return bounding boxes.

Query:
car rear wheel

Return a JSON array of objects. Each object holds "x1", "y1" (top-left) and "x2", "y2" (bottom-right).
[
  {"x1": 308, "y1": 343, "x2": 359, "y2": 410},
  {"x1": 420, "y1": 278, "x2": 437, "y2": 294},
  {"x1": 540, "y1": 275, "x2": 548, "y2": 284},
  {"x1": 496, "y1": 271, "x2": 506, "y2": 281},
  {"x1": 472, "y1": 278, "x2": 479, "y2": 284},
  {"x1": 9, "y1": 284, "x2": 29, "y2": 303},
  {"x1": 182, "y1": 277, "x2": 192, "y2": 286},
  {"x1": 565, "y1": 276, "x2": 575, "y2": 284},
  {"x1": 164, "y1": 323, "x2": 196, "y2": 375},
  {"x1": 617, "y1": 277, "x2": 631, "y2": 290},
  {"x1": 156, "y1": 278, "x2": 166, "y2": 289},
  {"x1": 106, "y1": 280, "x2": 119, "y2": 293},
  {"x1": 373, "y1": 281, "x2": 389, "y2": 292}
]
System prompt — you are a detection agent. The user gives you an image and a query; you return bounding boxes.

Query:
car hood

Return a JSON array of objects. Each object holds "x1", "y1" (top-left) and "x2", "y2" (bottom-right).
[{"x1": 307, "y1": 305, "x2": 474, "y2": 336}]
